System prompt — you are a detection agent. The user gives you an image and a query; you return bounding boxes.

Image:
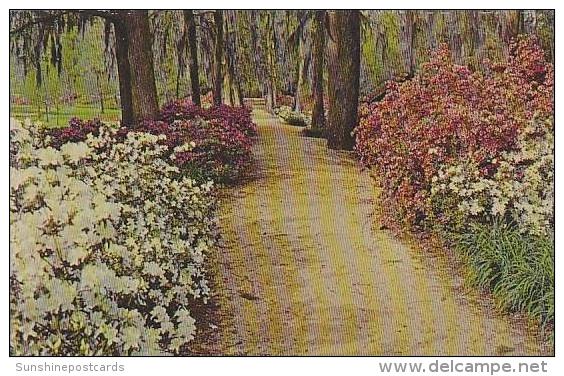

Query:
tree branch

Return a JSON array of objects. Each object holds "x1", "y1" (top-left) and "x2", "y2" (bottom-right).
[
  {"x1": 9, "y1": 11, "x2": 70, "y2": 35},
  {"x1": 9, "y1": 9, "x2": 120, "y2": 36}
]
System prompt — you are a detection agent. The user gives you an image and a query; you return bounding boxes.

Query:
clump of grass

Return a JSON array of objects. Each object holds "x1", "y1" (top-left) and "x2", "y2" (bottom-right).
[
  {"x1": 455, "y1": 220, "x2": 554, "y2": 332},
  {"x1": 301, "y1": 126, "x2": 325, "y2": 139}
]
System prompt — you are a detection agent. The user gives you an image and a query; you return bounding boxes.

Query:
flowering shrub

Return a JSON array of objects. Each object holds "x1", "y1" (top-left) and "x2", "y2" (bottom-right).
[
  {"x1": 429, "y1": 116, "x2": 554, "y2": 237},
  {"x1": 48, "y1": 117, "x2": 103, "y2": 149},
  {"x1": 160, "y1": 99, "x2": 202, "y2": 124},
  {"x1": 355, "y1": 36, "x2": 554, "y2": 331},
  {"x1": 204, "y1": 105, "x2": 257, "y2": 137},
  {"x1": 170, "y1": 118, "x2": 254, "y2": 183},
  {"x1": 10, "y1": 118, "x2": 216, "y2": 355},
  {"x1": 276, "y1": 94, "x2": 295, "y2": 108},
  {"x1": 275, "y1": 105, "x2": 310, "y2": 127},
  {"x1": 355, "y1": 37, "x2": 553, "y2": 228},
  {"x1": 160, "y1": 99, "x2": 257, "y2": 137},
  {"x1": 44, "y1": 100, "x2": 256, "y2": 184}
]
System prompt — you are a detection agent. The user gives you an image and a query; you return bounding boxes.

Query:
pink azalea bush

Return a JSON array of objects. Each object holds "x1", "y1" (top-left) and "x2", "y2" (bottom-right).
[
  {"x1": 160, "y1": 99, "x2": 257, "y2": 137},
  {"x1": 47, "y1": 100, "x2": 257, "y2": 184},
  {"x1": 156, "y1": 100, "x2": 257, "y2": 183},
  {"x1": 355, "y1": 36, "x2": 554, "y2": 330},
  {"x1": 48, "y1": 117, "x2": 103, "y2": 149},
  {"x1": 355, "y1": 37, "x2": 553, "y2": 229}
]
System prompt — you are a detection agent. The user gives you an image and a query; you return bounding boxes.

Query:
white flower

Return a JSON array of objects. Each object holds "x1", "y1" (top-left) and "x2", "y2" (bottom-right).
[
  {"x1": 468, "y1": 200, "x2": 484, "y2": 215},
  {"x1": 61, "y1": 142, "x2": 91, "y2": 163},
  {"x1": 491, "y1": 199, "x2": 506, "y2": 216},
  {"x1": 35, "y1": 147, "x2": 62, "y2": 166}
]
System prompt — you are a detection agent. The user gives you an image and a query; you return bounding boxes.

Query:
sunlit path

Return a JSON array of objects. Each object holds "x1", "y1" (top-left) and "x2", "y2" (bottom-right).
[{"x1": 208, "y1": 99, "x2": 550, "y2": 356}]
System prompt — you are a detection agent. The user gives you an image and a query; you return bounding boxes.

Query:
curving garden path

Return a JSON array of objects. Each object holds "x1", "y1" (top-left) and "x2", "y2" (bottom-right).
[{"x1": 200, "y1": 99, "x2": 550, "y2": 356}]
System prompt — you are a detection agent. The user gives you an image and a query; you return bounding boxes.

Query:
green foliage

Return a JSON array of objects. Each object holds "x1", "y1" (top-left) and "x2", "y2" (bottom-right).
[
  {"x1": 11, "y1": 104, "x2": 120, "y2": 127},
  {"x1": 275, "y1": 105, "x2": 310, "y2": 126},
  {"x1": 10, "y1": 19, "x2": 119, "y2": 124},
  {"x1": 10, "y1": 118, "x2": 216, "y2": 355},
  {"x1": 361, "y1": 11, "x2": 403, "y2": 91},
  {"x1": 456, "y1": 221, "x2": 553, "y2": 330}
]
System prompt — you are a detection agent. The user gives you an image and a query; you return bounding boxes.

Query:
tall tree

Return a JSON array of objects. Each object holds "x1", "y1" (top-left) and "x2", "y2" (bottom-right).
[
  {"x1": 261, "y1": 11, "x2": 278, "y2": 112},
  {"x1": 292, "y1": 11, "x2": 310, "y2": 113},
  {"x1": 113, "y1": 20, "x2": 134, "y2": 125},
  {"x1": 311, "y1": 10, "x2": 326, "y2": 132},
  {"x1": 403, "y1": 10, "x2": 417, "y2": 76},
  {"x1": 213, "y1": 10, "x2": 224, "y2": 105},
  {"x1": 120, "y1": 10, "x2": 159, "y2": 124},
  {"x1": 326, "y1": 10, "x2": 360, "y2": 150},
  {"x1": 10, "y1": 10, "x2": 160, "y2": 126},
  {"x1": 225, "y1": 11, "x2": 243, "y2": 106},
  {"x1": 183, "y1": 10, "x2": 201, "y2": 106}
]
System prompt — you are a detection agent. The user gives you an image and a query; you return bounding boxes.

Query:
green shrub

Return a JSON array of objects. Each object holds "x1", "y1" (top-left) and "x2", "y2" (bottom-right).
[
  {"x1": 275, "y1": 105, "x2": 310, "y2": 127},
  {"x1": 455, "y1": 221, "x2": 554, "y2": 330},
  {"x1": 10, "y1": 118, "x2": 216, "y2": 355}
]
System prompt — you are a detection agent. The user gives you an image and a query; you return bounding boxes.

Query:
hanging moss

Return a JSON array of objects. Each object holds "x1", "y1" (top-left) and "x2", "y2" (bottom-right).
[
  {"x1": 536, "y1": 10, "x2": 554, "y2": 62},
  {"x1": 361, "y1": 11, "x2": 403, "y2": 92},
  {"x1": 361, "y1": 18, "x2": 382, "y2": 87},
  {"x1": 380, "y1": 11, "x2": 402, "y2": 79}
]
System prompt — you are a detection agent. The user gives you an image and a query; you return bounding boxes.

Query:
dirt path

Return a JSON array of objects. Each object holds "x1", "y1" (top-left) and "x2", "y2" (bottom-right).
[{"x1": 204, "y1": 99, "x2": 549, "y2": 356}]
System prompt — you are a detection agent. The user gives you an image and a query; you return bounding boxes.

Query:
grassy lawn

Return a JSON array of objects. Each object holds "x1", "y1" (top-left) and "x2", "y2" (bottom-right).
[{"x1": 10, "y1": 104, "x2": 121, "y2": 128}]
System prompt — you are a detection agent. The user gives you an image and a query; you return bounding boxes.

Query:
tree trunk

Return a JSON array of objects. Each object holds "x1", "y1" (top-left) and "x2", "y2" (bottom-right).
[
  {"x1": 184, "y1": 10, "x2": 201, "y2": 106},
  {"x1": 311, "y1": 10, "x2": 326, "y2": 131},
  {"x1": 405, "y1": 10, "x2": 417, "y2": 76},
  {"x1": 294, "y1": 27, "x2": 304, "y2": 112},
  {"x1": 121, "y1": 10, "x2": 159, "y2": 124},
  {"x1": 175, "y1": 67, "x2": 181, "y2": 99},
  {"x1": 113, "y1": 21, "x2": 134, "y2": 126},
  {"x1": 326, "y1": 11, "x2": 360, "y2": 150},
  {"x1": 213, "y1": 10, "x2": 224, "y2": 106},
  {"x1": 95, "y1": 72, "x2": 105, "y2": 114},
  {"x1": 520, "y1": 10, "x2": 537, "y2": 34},
  {"x1": 225, "y1": 12, "x2": 242, "y2": 106},
  {"x1": 265, "y1": 12, "x2": 277, "y2": 112}
]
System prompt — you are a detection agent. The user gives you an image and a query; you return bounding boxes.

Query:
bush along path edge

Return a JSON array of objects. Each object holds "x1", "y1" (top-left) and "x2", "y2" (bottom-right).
[
  {"x1": 354, "y1": 36, "x2": 554, "y2": 340},
  {"x1": 9, "y1": 101, "x2": 257, "y2": 355}
]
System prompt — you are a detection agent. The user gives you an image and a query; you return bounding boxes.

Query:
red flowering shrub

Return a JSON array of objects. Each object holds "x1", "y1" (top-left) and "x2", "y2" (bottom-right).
[
  {"x1": 143, "y1": 99, "x2": 257, "y2": 182},
  {"x1": 48, "y1": 117, "x2": 103, "y2": 149},
  {"x1": 171, "y1": 118, "x2": 254, "y2": 183},
  {"x1": 355, "y1": 36, "x2": 553, "y2": 228},
  {"x1": 160, "y1": 99, "x2": 257, "y2": 137},
  {"x1": 47, "y1": 99, "x2": 257, "y2": 184},
  {"x1": 205, "y1": 104, "x2": 257, "y2": 137},
  {"x1": 160, "y1": 99, "x2": 203, "y2": 123},
  {"x1": 276, "y1": 94, "x2": 295, "y2": 108}
]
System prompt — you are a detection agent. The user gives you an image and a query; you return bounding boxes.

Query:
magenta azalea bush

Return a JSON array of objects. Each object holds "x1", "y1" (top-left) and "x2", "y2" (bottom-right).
[
  {"x1": 160, "y1": 99, "x2": 257, "y2": 137},
  {"x1": 47, "y1": 101, "x2": 257, "y2": 184},
  {"x1": 355, "y1": 37, "x2": 553, "y2": 230},
  {"x1": 48, "y1": 118, "x2": 103, "y2": 149},
  {"x1": 355, "y1": 36, "x2": 554, "y2": 329}
]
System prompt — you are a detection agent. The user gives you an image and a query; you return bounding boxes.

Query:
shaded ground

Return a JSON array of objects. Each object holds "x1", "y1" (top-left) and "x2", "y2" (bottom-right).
[{"x1": 195, "y1": 99, "x2": 550, "y2": 356}]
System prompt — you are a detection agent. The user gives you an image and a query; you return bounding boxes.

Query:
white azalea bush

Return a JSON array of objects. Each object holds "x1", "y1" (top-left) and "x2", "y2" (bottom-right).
[
  {"x1": 427, "y1": 115, "x2": 554, "y2": 329},
  {"x1": 10, "y1": 118, "x2": 216, "y2": 355},
  {"x1": 429, "y1": 115, "x2": 554, "y2": 237}
]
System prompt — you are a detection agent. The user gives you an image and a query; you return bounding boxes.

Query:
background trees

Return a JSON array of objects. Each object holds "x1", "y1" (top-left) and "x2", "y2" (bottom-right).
[{"x1": 10, "y1": 10, "x2": 554, "y2": 144}]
